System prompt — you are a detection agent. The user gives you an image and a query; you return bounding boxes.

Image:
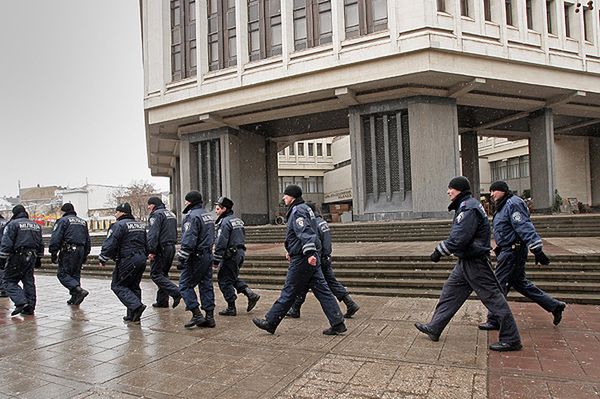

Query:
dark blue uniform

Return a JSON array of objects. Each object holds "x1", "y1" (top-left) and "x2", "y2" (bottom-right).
[
  {"x1": 147, "y1": 205, "x2": 180, "y2": 306},
  {"x1": 99, "y1": 215, "x2": 147, "y2": 314},
  {"x1": 49, "y1": 212, "x2": 91, "y2": 295},
  {"x1": 424, "y1": 194, "x2": 521, "y2": 345},
  {"x1": 264, "y1": 199, "x2": 344, "y2": 330},
  {"x1": 0, "y1": 211, "x2": 44, "y2": 312},
  {"x1": 177, "y1": 202, "x2": 215, "y2": 313},
  {"x1": 0, "y1": 216, "x2": 8, "y2": 296},
  {"x1": 292, "y1": 215, "x2": 349, "y2": 307},
  {"x1": 485, "y1": 194, "x2": 563, "y2": 327},
  {"x1": 214, "y1": 210, "x2": 248, "y2": 305}
]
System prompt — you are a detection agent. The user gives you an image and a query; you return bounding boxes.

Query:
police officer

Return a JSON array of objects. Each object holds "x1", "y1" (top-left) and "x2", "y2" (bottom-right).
[
  {"x1": 146, "y1": 196, "x2": 181, "y2": 309},
  {"x1": 287, "y1": 202, "x2": 359, "y2": 319},
  {"x1": 479, "y1": 180, "x2": 566, "y2": 330},
  {"x1": 414, "y1": 177, "x2": 522, "y2": 351},
  {"x1": 99, "y1": 203, "x2": 147, "y2": 323},
  {"x1": 49, "y1": 203, "x2": 91, "y2": 305},
  {"x1": 0, "y1": 205, "x2": 44, "y2": 316},
  {"x1": 177, "y1": 191, "x2": 216, "y2": 329},
  {"x1": 0, "y1": 213, "x2": 8, "y2": 298},
  {"x1": 253, "y1": 185, "x2": 346, "y2": 335},
  {"x1": 213, "y1": 196, "x2": 260, "y2": 316}
]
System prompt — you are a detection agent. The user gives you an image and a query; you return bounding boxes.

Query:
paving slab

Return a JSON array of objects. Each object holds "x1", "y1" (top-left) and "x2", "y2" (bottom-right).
[{"x1": 1, "y1": 275, "x2": 599, "y2": 398}]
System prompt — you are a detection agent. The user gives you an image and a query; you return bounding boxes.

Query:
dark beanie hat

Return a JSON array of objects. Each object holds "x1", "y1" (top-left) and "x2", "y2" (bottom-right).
[
  {"x1": 448, "y1": 176, "x2": 471, "y2": 192},
  {"x1": 61, "y1": 203, "x2": 75, "y2": 213},
  {"x1": 284, "y1": 184, "x2": 302, "y2": 198},
  {"x1": 215, "y1": 196, "x2": 234, "y2": 209},
  {"x1": 147, "y1": 196, "x2": 163, "y2": 207},
  {"x1": 185, "y1": 190, "x2": 203, "y2": 205},
  {"x1": 12, "y1": 204, "x2": 26, "y2": 215},
  {"x1": 490, "y1": 180, "x2": 510, "y2": 193},
  {"x1": 115, "y1": 202, "x2": 132, "y2": 214}
]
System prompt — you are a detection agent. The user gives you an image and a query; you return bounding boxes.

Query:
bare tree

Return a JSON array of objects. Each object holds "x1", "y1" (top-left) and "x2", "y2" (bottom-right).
[{"x1": 111, "y1": 180, "x2": 160, "y2": 220}]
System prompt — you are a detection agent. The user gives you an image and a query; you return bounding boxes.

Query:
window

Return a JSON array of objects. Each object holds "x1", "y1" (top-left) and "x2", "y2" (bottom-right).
[
  {"x1": 484, "y1": 0, "x2": 492, "y2": 21},
  {"x1": 505, "y1": 0, "x2": 514, "y2": 26},
  {"x1": 317, "y1": 143, "x2": 323, "y2": 156},
  {"x1": 583, "y1": 6, "x2": 593, "y2": 42},
  {"x1": 526, "y1": 0, "x2": 534, "y2": 29},
  {"x1": 288, "y1": 144, "x2": 295, "y2": 155},
  {"x1": 460, "y1": 0, "x2": 470, "y2": 17},
  {"x1": 171, "y1": 0, "x2": 197, "y2": 81},
  {"x1": 437, "y1": 0, "x2": 446, "y2": 12},
  {"x1": 297, "y1": 142, "x2": 305, "y2": 156},
  {"x1": 490, "y1": 155, "x2": 529, "y2": 181},
  {"x1": 507, "y1": 157, "x2": 520, "y2": 179},
  {"x1": 564, "y1": 3, "x2": 572, "y2": 37},
  {"x1": 307, "y1": 142, "x2": 314, "y2": 156},
  {"x1": 344, "y1": 0, "x2": 388, "y2": 39},
  {"x1": 208, "y1": 0, "x2": 237, "y2": 71},
  {"x1": 293, "y1": 0, "x2": 332, "y2": 50},
  {"x1": 248, "y1": 0, "x2": 282, "y2": 61},
  {"x1": 519, "y1": 155, "x2": 529, "y2": 178},
  {"x1": 326, "y1": 143, "x2": 332, "y2": 156},
  {"x1": 546, "y1": 0, "x2": 555, "y2": 34}
]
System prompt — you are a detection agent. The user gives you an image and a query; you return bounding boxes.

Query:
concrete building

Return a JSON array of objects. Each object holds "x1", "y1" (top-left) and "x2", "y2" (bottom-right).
[{"x1": 140, "y1": 0, "x2": 600, "y2": 221}]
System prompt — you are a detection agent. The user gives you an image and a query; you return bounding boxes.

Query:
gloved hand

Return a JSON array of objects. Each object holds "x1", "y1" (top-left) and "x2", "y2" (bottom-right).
[
  {"x1": 493, "y1": 246, "x2": 501, "y2": 256},
  {"x1": 212, "y1": 260, "x2": 220, "y2": 269},
  {"x1": 177, "y1": 257, "x2": 186, "y2": 270},
  {"x1": 430, "y1": 249, "x2": 442, "y2": 263},
  {"x1": 50, "y1": 252, "x2": 58, "y2": 264},
  {"x1": 35, "y1": 257, "x2": 42, "y2": 269},
  {"x1": 534, "y1": 250, "x2": 550, "y2": 266},
  {"x1": 0, "y1": 258, "x2": 5, "y2": 270}
]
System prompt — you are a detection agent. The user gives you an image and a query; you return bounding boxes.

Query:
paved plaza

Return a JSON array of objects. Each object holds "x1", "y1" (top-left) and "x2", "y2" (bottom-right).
[{"x1": 1, "y1": 270, "x2": 600, "y2": 398}]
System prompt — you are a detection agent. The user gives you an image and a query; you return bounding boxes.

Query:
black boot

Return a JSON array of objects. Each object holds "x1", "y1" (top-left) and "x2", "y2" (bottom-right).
[
  {"x1": 243, "y1": 287, "x2": 260, "y2": 312},
  {"x1": 198, "y1": 309, "x2": 216, "y2": 328},
  {"x1": 218, "y1": 303, "x2": 237, "y2": 316},
  {"x1": 184, "y1": 307, "x2": 206, "y2": 328},
  {"x1": 67, "y1": 293, "x2": 76, "y2": 305},
  {"x1": 286, "y1": 306, "x2": 300, "y2": 318},
  {"x1": 131, "y1": 304, "x2": 147, "y2": 322},
  {"x1": 252, "y1": 318, "x2": 276, "y2": 334},
  {"x1": 72, "y1": 286, "x2": 89, "y2": 305},
  {"x1": 342, "y1": 294, "x2": 360, "y2": 318},
  {"x1": 123, "y1": 308, "x2": 133, "y2": 321},
  {"x1": 323, "y1": 322, "x2": 347, "y2": 335},
  {"x1": 172, "y1": 294, "x2": 182, "y2": 309}
]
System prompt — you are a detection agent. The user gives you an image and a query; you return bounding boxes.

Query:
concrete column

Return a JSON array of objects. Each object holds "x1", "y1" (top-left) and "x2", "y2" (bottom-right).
[
  {"x1": 408, "y1": 97, "x2": 460, "y2": 216},
  {"x1": 590, "y1": 138, "x2": 600, "y2": 207},
  {"x1": 173, "y1": 158, "x2": 182, "y2": 220},
  {"x1": 265, "y1": 140, "x2": 281, "y2": 224},
  {"x1": 528, "y1": 108, "x2": 555, "y2": 213},
  {"x1": 178, "y1": 137, "x2": 199, "y2": 209},
  {"x1": 461, "y1": 131, "x2": 480, "y2": 197}
]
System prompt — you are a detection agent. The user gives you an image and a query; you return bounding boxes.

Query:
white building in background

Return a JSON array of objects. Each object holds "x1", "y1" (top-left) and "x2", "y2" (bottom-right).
[{"x1": 58, "y1": 185, "x2": 124, "y2": 230}]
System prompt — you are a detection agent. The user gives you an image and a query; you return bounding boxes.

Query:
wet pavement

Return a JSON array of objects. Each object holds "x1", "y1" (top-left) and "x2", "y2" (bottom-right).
[{"x1": 1, "y1": 272, "x2": 600, "y2": 398}]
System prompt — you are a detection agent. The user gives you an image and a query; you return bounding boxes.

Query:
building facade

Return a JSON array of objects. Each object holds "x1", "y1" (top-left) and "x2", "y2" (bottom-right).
[{"x1": 140, "y1": 0, "x2": 600, "y2": 222}]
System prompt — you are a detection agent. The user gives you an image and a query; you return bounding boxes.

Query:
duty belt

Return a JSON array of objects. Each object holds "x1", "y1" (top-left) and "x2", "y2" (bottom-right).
[
  {"x1": 62, "y1": 243, "x2": 83, "y2": 252},
  {"x1": 501, "y1": 242, "x2": 523, "y2": 251},
  {"x1": 15, "y1": 248, "x2": 36, "y2": 256}
]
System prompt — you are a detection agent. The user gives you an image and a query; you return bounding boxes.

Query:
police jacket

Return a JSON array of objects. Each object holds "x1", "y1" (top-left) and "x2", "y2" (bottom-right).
[
  {"x1": 315, "y1": 215, "x2": 332, "y2": 260},
  {"x1": 0, "y1": 212, "x2": 44, "y2": 261},
  {"x1": 284, "y1": 198, "x2": 321, "y2": 257},
  {"x1": 98, "y1": 214, "x2": 147, "y2": 263},
  {"x1": 436, "y1": 192, "x2": 491, "y2": 260},
  {"x1": 146, "y1": 204, "x2": 177, "y2": 255},
  {"x1": 214, "y1": 209, "x2": 245, "y2": 264},
  {"x1": 492, "y1": 193, "x2": 543, "y2": 253},
  {"x1": 49, "y1": 211, "x2": 91, "y2": 256},
  {"x1": 178, "y1": 202, "x2": 214, "y2": 261}
]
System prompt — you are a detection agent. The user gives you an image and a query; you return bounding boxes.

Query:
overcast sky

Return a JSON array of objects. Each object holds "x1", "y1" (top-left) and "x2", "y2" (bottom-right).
[{"x1": 0, "y1": 1, "x2": 169, "y2": 198}]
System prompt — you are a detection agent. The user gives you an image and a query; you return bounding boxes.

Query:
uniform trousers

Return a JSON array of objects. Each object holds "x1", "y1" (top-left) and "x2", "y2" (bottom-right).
[
  {"x1": 266, "y1": 255, "x2": 344, "y2": 328},
  {"x1": 428, "y1": 256, "x2": 521, "y2": 344},
  {"x1": 3, "y1": 251, "x2": 37, "y2": 309},
  {"x1": 217, "y1": 251, "x2": 249, "y2": 304},
  {"x1": 111, "y1": 253, "x2": 147, "y2": 311},
  {"x1": 150, "y1": 244, "x2": 179, "y2": 305},
  {"x1": 57, "y1": 246, "x2": 85, "y2": 292},
  {"x1": 292, "y1": 257, "x2": 348, "y2": 308},
  {"x1": 179, "y1": 251, "x2": 215, "y2": 312}
]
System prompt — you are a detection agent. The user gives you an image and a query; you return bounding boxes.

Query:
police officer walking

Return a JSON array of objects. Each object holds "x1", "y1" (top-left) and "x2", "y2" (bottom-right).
[
  {"x1": 0, "y1": 205, "x2": 44, "y2": 316},
  {"x1": 414, "y1": 177, "x2": 522, "y2": 351},
  {"x1": 177, "y1": 191, "x2": 217, "y2": 329},
  {"x1": 287, "y1": 202, "x2": 359, "y2": 319},
  {"x1": 49, "y1": 203, "x2": 91, "y2": 305},
  {"x1": 479, "y1": 180, "x2": 566, "y2": 331},
  {"x1": 99, "y1": 203, "x2": 147, "y2": 323},
  {"x1": 0, "y1": 214, "x2": 8, "y2": 298},
  {"x1": 146, "y1": 197, "x2": 181, "y2": 309},
  {"x1": 253, "y1": 185, "x2": 346, "y2": 335},
  {"x1": 213, "y1": 196, "x2": 260, "y2": 316}
]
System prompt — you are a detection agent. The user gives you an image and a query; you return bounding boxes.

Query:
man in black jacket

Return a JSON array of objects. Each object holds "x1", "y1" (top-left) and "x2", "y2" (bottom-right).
[
  {"x1": 146, "y1": 197, "x2": 181, "y2": 309},
  {"x1": 414, "y1": 177, "x2": 522, "y2": 352}
]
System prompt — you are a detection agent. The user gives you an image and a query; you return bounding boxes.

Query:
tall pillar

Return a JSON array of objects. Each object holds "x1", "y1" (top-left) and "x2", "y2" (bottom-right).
[
  {"x1": 461, "y1": 131, "x2": 480, "y2": 197},
  {"x1": 528, "y1": 109, "x2": 555, "y2": 213},
  {"x1": 265, "y1": 139, "x2": 281, "y2": 223},
  {"x1": 408, "y1": 97, "x2": 460, "y2": 216},
  {"x1": 590, "y1": 138, "x2": 600, "y2": 207},
  {"x1": 172, "y1": 158, "x2": 182, "y2": 220}
]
